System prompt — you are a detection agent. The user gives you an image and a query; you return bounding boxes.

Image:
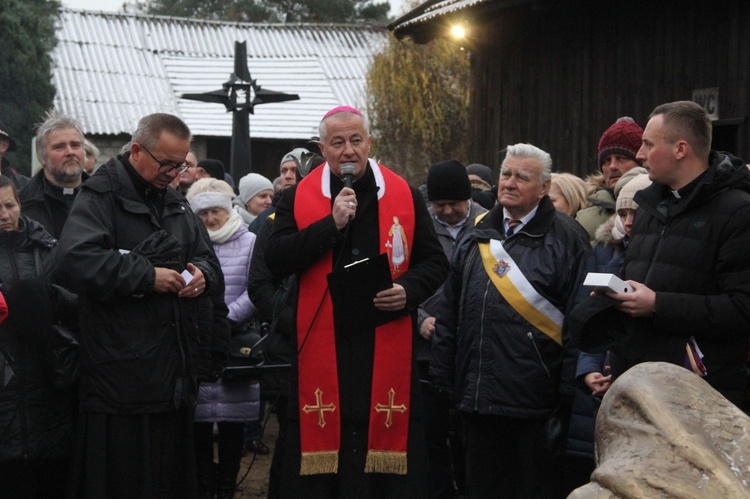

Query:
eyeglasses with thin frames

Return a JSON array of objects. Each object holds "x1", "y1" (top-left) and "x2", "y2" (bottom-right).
[{"x1": 139, "y1": 144, "x2": 189, "y2": 174}]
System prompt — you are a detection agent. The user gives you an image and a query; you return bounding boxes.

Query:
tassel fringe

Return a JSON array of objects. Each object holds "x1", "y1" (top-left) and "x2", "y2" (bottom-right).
[
  {"x1": 364, "y1": 450, "x2": 407, "y2": 475},
  {"x1": 300, "y1": 451, "x2": 339, "y2": 475}
]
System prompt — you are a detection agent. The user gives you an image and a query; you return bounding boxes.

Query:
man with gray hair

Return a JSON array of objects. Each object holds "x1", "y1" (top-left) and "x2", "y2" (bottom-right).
[
  {"x1": 430, "y1": 143, "x2": 590, "y2": 498},
  {"x1": 20, "y1": 113, "x2": 88, "y2": 238},
  {"x1": 56, "y1": 112, "x2": 223, "y2": 498}
]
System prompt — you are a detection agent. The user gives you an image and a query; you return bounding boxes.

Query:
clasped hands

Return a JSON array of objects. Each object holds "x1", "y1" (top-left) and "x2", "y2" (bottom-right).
[{"x1": 154, "y1": 262, "x2": 206, "y2": 298}]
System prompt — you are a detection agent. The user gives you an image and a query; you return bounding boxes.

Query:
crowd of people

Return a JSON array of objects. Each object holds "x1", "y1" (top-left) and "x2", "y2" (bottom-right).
[{"x1": 0, "y1": 99, "x2": 749, "y2": 499}]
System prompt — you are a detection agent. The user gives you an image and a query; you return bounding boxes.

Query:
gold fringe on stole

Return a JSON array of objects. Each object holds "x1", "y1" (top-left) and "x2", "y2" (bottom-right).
[
  {"x1": 300, "y1": 451, "x2": 339, "y2": 475},
  {"x1": 364, "y1": 450, "x2": 407, "y2": 475}
]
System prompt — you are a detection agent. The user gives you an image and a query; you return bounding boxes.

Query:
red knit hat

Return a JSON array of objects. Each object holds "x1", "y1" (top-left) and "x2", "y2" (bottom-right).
[{"x1": 597, "y1": 117, "x2": 643, "y2": 168}]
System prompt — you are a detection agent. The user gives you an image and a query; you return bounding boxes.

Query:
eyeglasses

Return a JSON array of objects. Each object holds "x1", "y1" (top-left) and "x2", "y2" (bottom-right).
[{"x1": 139, "y1": 144, "x2": 189, "y2": 174}]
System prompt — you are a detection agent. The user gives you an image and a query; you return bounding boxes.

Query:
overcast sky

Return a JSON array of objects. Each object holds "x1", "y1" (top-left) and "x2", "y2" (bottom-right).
[{"x1": 61, "y1": 0, "x2": 408, "y2": 18}]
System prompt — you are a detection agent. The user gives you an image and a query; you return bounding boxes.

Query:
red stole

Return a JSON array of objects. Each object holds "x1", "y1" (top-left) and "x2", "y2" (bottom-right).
[{"x1": 294, "y1": 161, "x2": 415, "y2": 475}]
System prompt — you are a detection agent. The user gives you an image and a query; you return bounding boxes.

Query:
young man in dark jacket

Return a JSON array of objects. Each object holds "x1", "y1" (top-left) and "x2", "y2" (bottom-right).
[
  {"x1": 430, "y1": 143, "x2": 591, "y2": 499},
  {"x1": 600, "y1": 100, "x2": 750, "y2": 406}
]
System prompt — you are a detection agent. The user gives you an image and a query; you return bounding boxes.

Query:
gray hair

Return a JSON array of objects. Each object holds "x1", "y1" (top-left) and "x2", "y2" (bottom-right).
[
  {"x1": 83, "y1": 138, "x2": 99, "y2": 160},
  {"x1": 318, "y1": 111, "x2": 370, "y2": 142},
  {"x1": 35, "y1": 114, "x2": 85, "y2": 164},
  {"x1": 502, "y1": 143, "x2": 553, "y2": 183},
  {"x1": 132, "y1": 113, "x2": 191, "y2": 150},
  {"x1": 119, "y1": 141, "x2": 132, "y2": 156}
]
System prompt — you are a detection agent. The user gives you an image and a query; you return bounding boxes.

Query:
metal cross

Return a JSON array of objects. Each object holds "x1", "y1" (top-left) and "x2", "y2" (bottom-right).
[
  {"x1": 302, "y1": 388, "x2": 336, "y2": 428},
  {"x1": 181, "y1": 41, "x2": 299, "y2": 180},
  {"x1": 374, "y1": 388, "x2": 408, "y2": 428}
]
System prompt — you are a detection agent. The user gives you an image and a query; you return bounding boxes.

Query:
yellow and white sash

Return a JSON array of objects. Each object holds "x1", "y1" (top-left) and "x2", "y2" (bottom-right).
[{"x1": 478, "y1": 239, "x2": 563, "y2": 345}]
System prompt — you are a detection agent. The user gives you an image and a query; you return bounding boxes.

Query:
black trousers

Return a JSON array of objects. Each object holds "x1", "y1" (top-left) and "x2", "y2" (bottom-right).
[
  {"x1": 1, "y1": 458, "x2": 69, "y2": 498},
  {"x1": 194, "y1": 421, "x2": 244, "y2": 490},
  {"x1": 418, "y1": 362, "x2": 462, "y2": 499},
  {"x1": 464, "y1": 413, "x2": 562, "y2": 499}
]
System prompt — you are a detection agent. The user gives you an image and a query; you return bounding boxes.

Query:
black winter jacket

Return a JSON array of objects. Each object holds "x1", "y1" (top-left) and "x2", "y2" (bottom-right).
[
  {"x1": 55, "y1": 156, "x2": 223, "y2": 414},
  {"x1": 0, "y1": 216, "x2": 75, "y2": 463},
  {"x1": 19, "y1": 170, "x2": 88, "y2": 239},
  {"x1": 431, "y1": 197, "x2": 590, "y2": 418},
  {"x1": 613, "y1": 151, "x2": 750, "y2": 401},
  {"x1": 1, "y1": 157, "x2": 30, "y2": 191}
]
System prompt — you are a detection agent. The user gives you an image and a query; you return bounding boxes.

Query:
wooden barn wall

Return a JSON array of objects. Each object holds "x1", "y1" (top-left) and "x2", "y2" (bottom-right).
[{"x1": 467, "y1": 0, "x2": 750, "y2": 178}]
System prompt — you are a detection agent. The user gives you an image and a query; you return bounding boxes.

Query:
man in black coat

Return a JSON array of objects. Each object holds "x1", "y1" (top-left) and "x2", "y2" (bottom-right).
[
  {"x1": 265, "y1": 106, "x2": 448, "y2": 498},
  {"x1": 596, "y1": 100, "x2": 750, "y2": 406},
  {"x1": 20, "y1": 114, "x2": 88, "y2": 239},
  {"x1": 56, "y1": 113, "x2": 222, "y2": 499},
  {"x1": 430, "y1": 144, "x2": 591, "y2": 499}
]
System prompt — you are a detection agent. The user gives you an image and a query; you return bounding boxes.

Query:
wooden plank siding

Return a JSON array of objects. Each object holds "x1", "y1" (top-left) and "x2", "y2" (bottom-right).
[{"x1": 461, "y1": 0, "x2": 750, "y2": 178}]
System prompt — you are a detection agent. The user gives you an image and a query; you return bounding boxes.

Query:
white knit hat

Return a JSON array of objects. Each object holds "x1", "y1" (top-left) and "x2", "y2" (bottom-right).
[
  {"x1": 189, "y1": 191, "x2": 233, "y2": 214},
  {"x1": 235, "y1": 173, "x2": 274, "y2": 208},
  {"x1": 616, "y1": 173, "x2": 652, "y2": 211},
  {"x1": 185, "y1": 177, "x2": 235, "y2": 214}
]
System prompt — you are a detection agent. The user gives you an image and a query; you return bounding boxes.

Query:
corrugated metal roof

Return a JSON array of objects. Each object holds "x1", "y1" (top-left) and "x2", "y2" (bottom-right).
[
  {"x1": 392, "y1": 0, "x2": 490, "y2": 30},
  {"x1": 53, "y1": 9, "x2": 388, "y2": 138}
]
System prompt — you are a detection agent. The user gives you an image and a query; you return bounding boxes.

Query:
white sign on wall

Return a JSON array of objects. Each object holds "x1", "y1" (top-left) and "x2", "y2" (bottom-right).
[{"x1": 692, "y1": 88, "x2": 719, "y2": 120}]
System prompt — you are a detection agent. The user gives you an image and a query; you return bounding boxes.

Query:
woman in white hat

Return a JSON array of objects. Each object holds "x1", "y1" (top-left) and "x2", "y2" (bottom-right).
[
  {"x1": 186, "y1": 177, "x2": 259, "y2": 498},
  {"x1": 233, "y1": 173, "x2": 274, "y2": 226}
]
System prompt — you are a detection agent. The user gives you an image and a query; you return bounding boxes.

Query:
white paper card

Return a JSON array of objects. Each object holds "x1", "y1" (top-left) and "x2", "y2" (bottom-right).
[{"x1": 181, "y1": 269, "x2": 194, "y2": 285}]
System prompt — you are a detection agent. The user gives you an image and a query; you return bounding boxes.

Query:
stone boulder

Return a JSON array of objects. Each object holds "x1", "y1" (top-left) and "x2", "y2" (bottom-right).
[{"x1": 569, "y1": 362, "x2": 750, "y2": 498}]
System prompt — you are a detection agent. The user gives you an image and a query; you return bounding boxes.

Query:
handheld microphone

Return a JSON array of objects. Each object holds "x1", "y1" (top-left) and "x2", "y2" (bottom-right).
[{"x1": 341, "y1": 163, "x2": 356, "y2": 188}]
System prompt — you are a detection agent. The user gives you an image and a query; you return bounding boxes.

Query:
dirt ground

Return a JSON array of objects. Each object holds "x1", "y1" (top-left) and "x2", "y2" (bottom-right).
[{"x1": 233, "y1": 412, "x2": 279, "y2": 498}]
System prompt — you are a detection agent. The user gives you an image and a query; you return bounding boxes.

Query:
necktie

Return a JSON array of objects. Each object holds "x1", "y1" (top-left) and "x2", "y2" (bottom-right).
[{"x1": 506, "y1": 219, "x2": 521, "y2": 237}]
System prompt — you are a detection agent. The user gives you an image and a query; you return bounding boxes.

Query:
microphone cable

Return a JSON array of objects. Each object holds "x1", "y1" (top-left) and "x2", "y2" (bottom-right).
[{"x1": 296, "y1": 221, "x2": 350, "y2": 358}]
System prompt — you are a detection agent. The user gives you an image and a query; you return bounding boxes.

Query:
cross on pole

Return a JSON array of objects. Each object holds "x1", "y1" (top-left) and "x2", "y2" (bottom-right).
[
  {"x1": 302, "y1": 388, "x2": 336, "y2": 428},
  {"x1": 181, "y1": 41, "x2": 300, "y2": 180},
  {"x1": 374, "y1": 388, "x2": 408, "y2": 428}
]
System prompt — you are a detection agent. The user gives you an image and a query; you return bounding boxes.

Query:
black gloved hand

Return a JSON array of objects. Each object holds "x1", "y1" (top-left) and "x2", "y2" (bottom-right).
[{"x1": 131, "y1": 230, "x2": 182, "y2": 270}]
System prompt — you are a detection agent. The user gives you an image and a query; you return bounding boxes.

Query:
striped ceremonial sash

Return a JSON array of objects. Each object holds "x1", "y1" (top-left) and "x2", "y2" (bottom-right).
[{"x1": 478, "y1": 239, "x2": 564, "y2": 345}]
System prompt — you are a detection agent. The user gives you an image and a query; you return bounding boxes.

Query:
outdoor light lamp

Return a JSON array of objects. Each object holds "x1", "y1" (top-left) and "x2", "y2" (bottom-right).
[{"x1": 451, "y1": 24, "x2": 466, "y2": 39}]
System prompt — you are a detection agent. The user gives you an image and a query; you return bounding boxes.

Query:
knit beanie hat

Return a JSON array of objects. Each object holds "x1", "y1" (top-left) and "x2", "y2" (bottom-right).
[
  {"x1": 598, "y1": 117, "x2": 644, "y2": 169},
  {"x1": 197, "y1": 159, "x2": 226, "y2": 180},
  {"x1": 613, "y1": 167, "x2": 648, "y2": 199},
  {"x1": 280, "y1": 148, "x2": 311, "y2": 169},
  {"x1": 185, "y1": 177, "x2": 235, "y2": 214},
  {"x1": 616, "y1": 173, "x2": 652, "y2": 211},
  {"x1": 427, "y1": 160, "x2": 471, "y2": 201},
  {"x1": 466, "y1": 163, "x2": 495, "y2": 188},
  {"x1": 235, "y1": 173, "x2": 274, "y2": 208}
]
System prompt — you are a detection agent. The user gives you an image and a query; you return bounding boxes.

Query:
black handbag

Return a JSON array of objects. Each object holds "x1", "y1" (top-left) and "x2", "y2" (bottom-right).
[{"x1": 222, "y1": 322, "x2": 267, "y2": 382}]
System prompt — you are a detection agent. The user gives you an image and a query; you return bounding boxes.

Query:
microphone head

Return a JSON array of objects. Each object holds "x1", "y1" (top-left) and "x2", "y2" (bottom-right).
[{"x1": 341, "y1": 163, "x2": 356, "y2": 177}]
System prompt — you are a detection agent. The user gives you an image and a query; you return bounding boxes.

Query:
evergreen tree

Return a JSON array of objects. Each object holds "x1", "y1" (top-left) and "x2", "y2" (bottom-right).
[
  {"x1": 140, "y1": 0, "x2": 390, "y2": 23},
  {"x1": 366, "y1": 34, "x2": 470, "y2": 184},
  {"x1": 0, "y1": 0, "x2": 59, "y2": 175}
]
